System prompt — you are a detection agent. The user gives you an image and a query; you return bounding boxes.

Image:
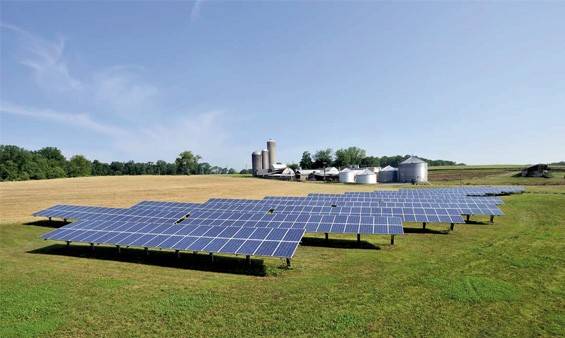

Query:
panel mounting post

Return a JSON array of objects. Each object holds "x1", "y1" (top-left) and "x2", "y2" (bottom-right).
[
  {"x1": 286, "y1": 258, "x2": 291, "y2": 268},
  {"x1": 357, "y1": 233, "x2": 361, "y2": 244},
  {"x1": 193, "y1": 251, "x2": 197, "y2": 256},
  {"x1": 90, "y1": 243, "x2": 94, "y2": 252},
  {"x1": 422, "y1": 222, "x2": 426, "y2": 230},
  {"x1": 63, "y1": 218, "x2": 67, "y2": 223},
  {"x1": 466, "y1": 214, "x2": 470, "y2": 222},
  {"x1": 209, "y1": 252, "x2": 214, "y2": 263},
  {"x1": 175, "y1": 250, "x2": 180, "y2": 259},
  {"x1": 48, "y1": 217, "x2": 52, "y2": 222},
  {"x1": 390, "y1": 235, "x2": 395, "y2": 245},
  {"x1": 245, "y1": 255, "x2": 251, "y2": 265},
  {"x1": 144, "y1": 247, "x2": 149, "y2": 256},
  {"x1": 490, "y1": 215, "x2": 495, "y2": 224},
  {"x1": 324, "y1": 232, "x2": 328, "y2": 241},
  {"x1": 450, "y1": 223, "x2": 455, "y2": 231},
  {"x1": 66, "y1": 241, "x2": 70, "y2": 248},
  {"x1": 117, "y1": 245, "x2": 121, "y2": 255}
]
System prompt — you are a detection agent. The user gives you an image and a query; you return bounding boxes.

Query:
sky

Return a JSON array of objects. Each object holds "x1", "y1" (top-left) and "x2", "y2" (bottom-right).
[{"x1": 1, "y1": 1, "x2": 564, "y2": 169}]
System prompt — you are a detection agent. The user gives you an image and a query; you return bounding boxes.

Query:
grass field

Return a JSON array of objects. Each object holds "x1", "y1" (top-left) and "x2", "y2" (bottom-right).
[{"x1": 1, "y1": 174, "x2": 564, "y2": 337}]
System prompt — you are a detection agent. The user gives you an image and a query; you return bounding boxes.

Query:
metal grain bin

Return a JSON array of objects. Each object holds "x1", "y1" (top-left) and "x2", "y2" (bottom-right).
[
  {"x1": 378, "y1": 165, "x2": 398, "y2": 183},
  {"x1": 398, "y1": 156, "x2": 428, "y2": 183},
  {"x1": 355, "y1": 169, "x2": 377, "y2": 184},
  {"x1": 339, "y1": 168, "x2": 356, "y2": 183}
]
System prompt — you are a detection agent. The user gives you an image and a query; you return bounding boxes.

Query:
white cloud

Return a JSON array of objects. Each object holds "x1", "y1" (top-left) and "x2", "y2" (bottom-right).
[
  {"x1": 0, "y1": 101, "x2": 125, "y2": 137},
  {"x1": 1, "y1": 23, "x2": 82, "y2": 91}
]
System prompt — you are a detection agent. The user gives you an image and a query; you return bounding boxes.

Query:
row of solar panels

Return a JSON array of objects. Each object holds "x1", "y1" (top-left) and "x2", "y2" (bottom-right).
[{"x1": 35, "y1": 186, "x2": 521, "y2": 260}]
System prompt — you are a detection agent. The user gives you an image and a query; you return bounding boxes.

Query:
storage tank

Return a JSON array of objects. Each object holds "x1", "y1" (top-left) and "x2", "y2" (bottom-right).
[
  {"x1": 355, "y1": 169, "x2": 377, "y2": 184},
  {"x1": 267, "y1": 139, "x2": 276, "y2": 170},
  {"x1": 251, "y1": 151, "x2": 262, "y2": 176},
  {"x1": 261, "y1": 149, "x2": 269, "y2": 171},
  {"x1": 398, "y1": 156, "x2": 428, "y2": 183},
  {"x1": 378, "y1": 165, "x2": 398, "y2": 183},
  {"x1": 339, "y1": 168, "x2": 356, "y2": 183}
]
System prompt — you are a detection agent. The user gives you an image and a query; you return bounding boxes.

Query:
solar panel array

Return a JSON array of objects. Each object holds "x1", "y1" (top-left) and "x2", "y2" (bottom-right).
[
  {"x1": 44, "y1": 219, "x2": 302, "y2": 258},
  {"x1": 34, "y1": 185, "x2": 522, "y2": 263}
]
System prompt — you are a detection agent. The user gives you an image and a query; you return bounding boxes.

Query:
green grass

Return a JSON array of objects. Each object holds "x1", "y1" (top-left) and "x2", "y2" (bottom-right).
[{"x1": 1, "y1": 188, "x2": 564, "y2": 336}]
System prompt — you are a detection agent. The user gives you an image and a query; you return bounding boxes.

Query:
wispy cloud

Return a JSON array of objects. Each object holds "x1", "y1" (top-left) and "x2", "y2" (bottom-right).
[
  {"x1": 0, "y1": 101, "x2": 125, "y2": 137},
  {"x1": 190, "y1": 0, "x2": 206, "y2": 23},
  {"x1": 1, "y1": 22, "x2": 82, "y2": 91}
]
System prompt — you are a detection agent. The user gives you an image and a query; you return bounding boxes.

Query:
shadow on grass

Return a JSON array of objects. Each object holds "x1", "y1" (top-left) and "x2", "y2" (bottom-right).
[
  {"x1": 28, "y1": 244, "x2": 273, "y2": 276},
  {"x1": 403, "y1": 227, "x2": 450, "y2": 235},
  {"x1": 300, "y1": 236, "x2": 381, "y2": 250},
  {"x1": 465, "y1": 220, "x2": 493, "y2": 225},
  {"x1": 24, "y1": 220, "x2": 70, "y2": 228}
]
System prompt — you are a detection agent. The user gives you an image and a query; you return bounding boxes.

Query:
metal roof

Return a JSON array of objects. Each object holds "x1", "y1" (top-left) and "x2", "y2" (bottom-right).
[
  {"x1": 400, "y1": 156, "x2": 426, "y2": 165},
  {"x1": 381, "y1": 165, "x2": 398, "y2": 171}
]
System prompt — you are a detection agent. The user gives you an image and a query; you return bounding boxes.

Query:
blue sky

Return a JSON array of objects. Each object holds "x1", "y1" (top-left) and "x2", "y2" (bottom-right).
[{"x1": 1, "y1": 1, "x2": 564, "y2": 169}]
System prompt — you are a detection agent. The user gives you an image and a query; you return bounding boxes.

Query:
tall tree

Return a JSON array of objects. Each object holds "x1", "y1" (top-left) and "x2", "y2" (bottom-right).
[
  {"x1": 334, "y1": 147, "x2": 367, "y2": 168},
  {"x1": 175, "y1": 151, "x2": 201, "y2": 175},
  {"x1": 313, "y1": 148, "x2": 333, "y2": 169},
  {"x1": 67, "y1": 155, "x2": 92, "y2": 177},
  {"x1": 299, "y1": 151, "x2": 313, "y2": 169}
]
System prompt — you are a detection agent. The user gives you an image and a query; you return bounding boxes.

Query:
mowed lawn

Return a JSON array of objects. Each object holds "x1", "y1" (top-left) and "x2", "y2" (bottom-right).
[{"x1": 0, "y1": 176, "x2": 564, "y2": 337}]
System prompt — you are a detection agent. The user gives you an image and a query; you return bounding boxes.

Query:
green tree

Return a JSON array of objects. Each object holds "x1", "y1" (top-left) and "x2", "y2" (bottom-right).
[
  {"x1": 334, "y1": 147, "x2": 366, "y2": 168},
  {"x1": 299, "y1": 151, "x2": 313, "y2": 169},
  {"x1": 313, "y1": 148, "x2": 333, "y2": 169},
  {"x1": 175, "y1": 151, "x2": 201, "y2": 175},
  {"x1": 360, "y1": 156, "x2": 380, "y2": 167},
  {"x1": 67, "y1": 155, "x2": 92, "y2": 177}
]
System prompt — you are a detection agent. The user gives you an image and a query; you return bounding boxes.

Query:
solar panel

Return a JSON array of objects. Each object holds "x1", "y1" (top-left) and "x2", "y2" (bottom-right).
[
  {"x1": 180, "y1": 210, "x2": 404, "y2": 235},
  {"x1": 43, "y1": 219, "x2": 303, "y2": 258}
]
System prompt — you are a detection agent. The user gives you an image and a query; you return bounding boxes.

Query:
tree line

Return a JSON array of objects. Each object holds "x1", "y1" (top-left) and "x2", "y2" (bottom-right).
[
  {"x1": 0, "y1": 145, "x2": 239, "y2": 182},
  {"x1": 297, "y1": 146, "x2": 461, "y2": 169}
]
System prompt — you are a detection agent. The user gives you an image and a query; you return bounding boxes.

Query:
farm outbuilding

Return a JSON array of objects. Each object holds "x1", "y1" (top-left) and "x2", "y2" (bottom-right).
[
  {"x1": 521, "y1": 164, "x2": 548, "y2": 177},
  {"x1": 378, "y1": 165, "x2": 398, "y2": 183},
  {"x1": 398, "y1": 156, "x2": 428, "y2": 183}
]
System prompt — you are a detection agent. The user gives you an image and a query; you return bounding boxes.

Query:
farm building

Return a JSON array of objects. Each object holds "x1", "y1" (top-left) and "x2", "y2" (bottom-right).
[
  {"x1": 398, "y1": 156, "x2": 428, "y2": 183},
  {"x1": 521, "y1": 164, "x2": 549, "y2": 177}
]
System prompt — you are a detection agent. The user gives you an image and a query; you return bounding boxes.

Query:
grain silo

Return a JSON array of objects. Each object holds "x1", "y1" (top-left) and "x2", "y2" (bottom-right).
[
  {"x1": 267, "y1": 139, "x2": 276, "y2": 170},
  {"x1": 339, "y1": 168, "x2": 356, "y2": 183},
  {"x1": 398, "y1": 156, "x2": 428, "y2": 183},
  {"x1": 251, "y1": 151, "x2": 262, "y2": 176},
  {"x1": 261, "y1": 149, "x2": 269, "y2": 171},
  {"x1": 355, "y1": 169, "x2": 377, "y2": 184},
  {"x1": 378, "y1": 165, "x2": 398, "y2": 183}
]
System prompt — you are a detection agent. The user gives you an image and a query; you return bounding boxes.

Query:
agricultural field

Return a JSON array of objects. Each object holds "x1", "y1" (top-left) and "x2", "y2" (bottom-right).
[{"x1": 1, "y1": 174, "x2": 564, "y2": 337}]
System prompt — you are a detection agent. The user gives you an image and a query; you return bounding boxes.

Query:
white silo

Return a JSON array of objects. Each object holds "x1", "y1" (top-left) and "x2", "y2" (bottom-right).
[
  {"x1": 339, "y1": 168, "x2": 356, "y2": 183},
  {"x1": 378, "y1": 165, "x2": 398, "y2": 183},
  {"x1": 267, "y1": 139, "x2": 276, "y2": 170},
  {"x1": 398, "y1": 156, "x2": 428, "y2": 183},
  {"x1": 261, "y1": 149, "x2": 269, "y2": 171},
  {"x1": 251, "y1": 151, "x2": 262, "y2": 176},
  {"x1": 355, "y1": 169, "x2": 377, "y2": 184}
]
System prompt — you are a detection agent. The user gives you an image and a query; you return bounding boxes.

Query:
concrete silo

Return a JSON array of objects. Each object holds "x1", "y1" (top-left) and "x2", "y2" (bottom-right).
[
  {"x1": 398, "y1": 156, "x2": 428, "y2": 183},
  {"x1": 261, "y1": 149, "x2": 269, "y2": 171},
  {"x1": 251, "y1": 151, "x2": 262, "y2": 176},
  {"x1": 378, "y1": 165, "x2": 398, "y2": 183},
  {"x1": 267, "y1": 139, "x2": 276, "y2": 170}
]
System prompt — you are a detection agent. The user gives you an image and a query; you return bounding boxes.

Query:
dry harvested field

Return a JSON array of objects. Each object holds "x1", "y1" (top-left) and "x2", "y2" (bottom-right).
[{"x1": 0, "y1": 175, "x2": 401, "y2": 224}]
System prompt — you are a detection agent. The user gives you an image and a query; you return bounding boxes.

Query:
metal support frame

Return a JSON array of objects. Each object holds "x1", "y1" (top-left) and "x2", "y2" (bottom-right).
[
  {"x1": 390, "y1": 235, "x2": 395, "y2": 245},
  {"x1": 209, "y1": 253, "x2": 214, "y2": 263},
  {"x1": 144, "y1": 247, "x2": 149, "y2": 256},
  {"x1": 450, "y1": 223, "x2": 455, "y2": 231},
  {"x1": 48, "y1": 217, "x2": 52, "y2": 221},
  {"x1": 175, "y1": 250, "x2": 180, "y2": 259},
  {"x1": 90, "y1": 243, "x2": 94, "y2": 252},
  {"x1": 490, "y1": 215, "x2": 495, "y2": 223},
  {"x1": 63, "y1": 218, "x2": 67, "y2": 222},
  {"x1": 466, "y1": 214, "x2": 470, "y2": 222},
  {"x1": 286, "y1": 258, "x2": 291, "y2": 268},
  {"x1": 245, "y1": 255, "x2": 251, "y2": 265},
  {"x1": 66, "y1": 241, "x2": 70, "y2": 248},
  {"x1": 357, "y1": 233, "x2": 361, "y2": 244},
  {"x1": 117, "y1": 245, "x2": 121, "y2": 254},
  {"x1": 422, "y1": 222, "x2": 427, "y2": 230},
  {"x1": 324, "y1": 232, "x2": 328, "y2": 240}
]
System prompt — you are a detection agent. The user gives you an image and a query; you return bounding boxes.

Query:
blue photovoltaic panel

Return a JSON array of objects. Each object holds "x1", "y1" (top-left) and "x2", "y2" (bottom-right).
[
  {"x1": 179, "y1": 209, "x2": 404, "y2": 235},
  {"x1": 42, "y1": 219, "x2": 303, "y2": 258}
]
